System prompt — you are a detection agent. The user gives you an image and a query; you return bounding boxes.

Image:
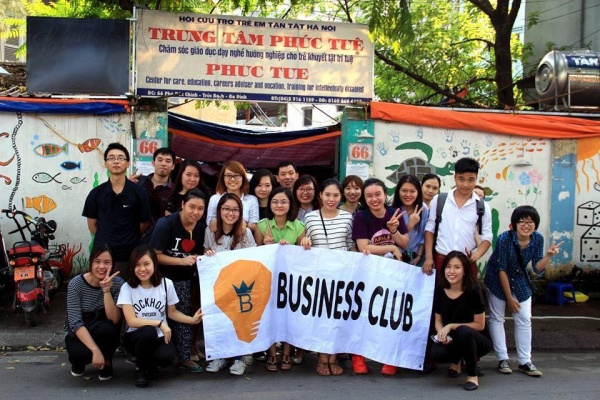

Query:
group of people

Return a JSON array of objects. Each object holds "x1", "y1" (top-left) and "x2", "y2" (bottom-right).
[{"x1": 67, "y1": 143, "x2": 561, "y2": 390}]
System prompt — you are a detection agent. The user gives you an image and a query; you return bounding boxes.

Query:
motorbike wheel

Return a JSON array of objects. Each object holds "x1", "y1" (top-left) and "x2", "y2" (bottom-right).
[{"x1": 24, "y1": 310, "x2": 38, "y2": 327}]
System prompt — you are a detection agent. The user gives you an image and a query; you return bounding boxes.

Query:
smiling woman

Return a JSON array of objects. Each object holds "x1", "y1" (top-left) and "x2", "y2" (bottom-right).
[{"x1": 149, "y1": 189, "x2": 207, "y2": 372}]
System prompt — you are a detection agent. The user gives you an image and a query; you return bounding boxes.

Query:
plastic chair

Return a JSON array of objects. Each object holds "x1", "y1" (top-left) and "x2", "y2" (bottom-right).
[{"x1": 545, "y1": 282, "x2": 577, "y2": 306}]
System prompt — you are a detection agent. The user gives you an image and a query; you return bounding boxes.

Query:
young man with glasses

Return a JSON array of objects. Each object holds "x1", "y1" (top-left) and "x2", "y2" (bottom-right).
[
  {"x1": 82, "y1": 143, "x2": 151, "y2": 276},
  {"x1": 484, "y1": 205, "x2": 561, "y2": 378}
]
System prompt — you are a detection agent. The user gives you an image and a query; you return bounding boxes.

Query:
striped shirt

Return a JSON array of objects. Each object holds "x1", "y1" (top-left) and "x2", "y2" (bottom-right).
[
  {"x1": 65, "y1": 274, "x2": 124, "y2": 335},
  {"x1": 304, "y1": 209, "x2": 354, "y2": 250}
]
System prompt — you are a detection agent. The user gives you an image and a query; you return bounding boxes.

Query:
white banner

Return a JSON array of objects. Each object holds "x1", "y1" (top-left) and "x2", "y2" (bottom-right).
[
  {"x1": 135, "y1": 9, "x2": 373, "y2": 104},
  {"x1": 198, "y1": 245, "x2": 435, "y2": 370}
]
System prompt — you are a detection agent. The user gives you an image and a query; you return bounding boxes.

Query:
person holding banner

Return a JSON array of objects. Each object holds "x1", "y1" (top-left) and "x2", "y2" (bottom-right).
[
  {"x1": 255, "y1": 186, "x2": 306, "y2": 372},
  {"x1": 204, "y1": 193, "x2": 257, "y2": 376},
  {"x1": 392, "y1": 175, "x2": 429, "y2": 266},
  {"x1": 117, "y1": 245, "x2": 203, "y2": 388},
  {"x1": 431, "y1": 250, "x2": 492, "y2": 391},
  {"x1": 351, "y1": 178, "x2": 409, "y2": 376},
  {"x1": 150, "y1": 189, "x2": 207, "y2": 373},
  {"x1": 301, "y1": 179, "x2": 355, "y2": 376}
]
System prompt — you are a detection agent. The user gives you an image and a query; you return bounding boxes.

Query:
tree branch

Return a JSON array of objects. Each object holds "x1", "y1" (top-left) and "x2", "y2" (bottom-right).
[
  {"x1": 375, "y1": 50, "x2": 480, "y2": 107},
  {"x1": 451, "y1": 38, "x2": 494, "y2": 50}
]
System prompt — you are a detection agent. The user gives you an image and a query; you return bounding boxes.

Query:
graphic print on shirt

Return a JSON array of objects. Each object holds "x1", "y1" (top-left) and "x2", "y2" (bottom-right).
[
  {"x1": 371, "y1": 229, "x2": 394, "y2": 246},
  {"x1": 170, "y1": 236, "x2": 196, "y2": 255},
  {"x1": 133, "y1": 297, "x2": 165, "y2": 319}
]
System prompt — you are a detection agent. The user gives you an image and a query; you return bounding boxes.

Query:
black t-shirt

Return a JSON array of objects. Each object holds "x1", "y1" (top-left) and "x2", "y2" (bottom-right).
[
  {"x1": 82, "y1": 179, "x2": 151, "y2": 262},
  {"x1": 433, "y1": 285, "x2": 485, "y2": 328},
  {"x1": 149, "y1": 212, "x2": 206, "y2": 281}
]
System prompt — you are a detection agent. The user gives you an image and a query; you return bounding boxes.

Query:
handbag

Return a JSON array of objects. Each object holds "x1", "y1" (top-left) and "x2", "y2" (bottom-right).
[{"x1": 511, "y1": 232, "x2": 538, "y2": 302}]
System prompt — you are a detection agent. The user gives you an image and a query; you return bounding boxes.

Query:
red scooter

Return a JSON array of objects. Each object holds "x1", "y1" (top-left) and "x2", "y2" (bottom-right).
[{"x1": 1, "y1": 208, "x2": 60, "y2": 326}]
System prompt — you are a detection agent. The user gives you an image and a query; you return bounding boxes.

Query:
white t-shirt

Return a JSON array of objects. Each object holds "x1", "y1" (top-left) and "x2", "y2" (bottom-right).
[{"x1": 117, "y1": 278, "x2": 179, "y2": 337}]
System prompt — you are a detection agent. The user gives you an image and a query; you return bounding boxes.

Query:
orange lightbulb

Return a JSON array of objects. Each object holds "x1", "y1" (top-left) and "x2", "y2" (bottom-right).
[{"x1": 214, "y1": 259, "x2": 271, "y2": 343}]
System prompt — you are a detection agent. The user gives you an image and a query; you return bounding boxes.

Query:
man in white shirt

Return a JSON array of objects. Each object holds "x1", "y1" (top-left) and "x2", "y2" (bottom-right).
[{"x1": 422, "y1": 157, "x2": 492, "y2": 278}]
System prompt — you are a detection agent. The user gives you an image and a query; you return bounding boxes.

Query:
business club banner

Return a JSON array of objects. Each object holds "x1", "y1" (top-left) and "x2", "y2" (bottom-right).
[{"x1": 198, "y1": 245, "x2": 434, "y2": 370}]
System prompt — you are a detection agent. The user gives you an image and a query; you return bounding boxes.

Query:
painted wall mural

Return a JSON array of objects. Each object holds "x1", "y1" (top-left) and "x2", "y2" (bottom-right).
[
  {"x1": 0, "y1": 112, "x2": 130, "y2": 276},
  {"x1": 371, "y1": 121, "x2": 553, "y2": 274},
  {"x1": 574, "y1": 137, "x2": 600, "y2": 264}
]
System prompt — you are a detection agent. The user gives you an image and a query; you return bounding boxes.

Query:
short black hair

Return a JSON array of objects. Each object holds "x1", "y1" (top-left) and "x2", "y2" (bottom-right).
[
  {"x1": 153, "y1": 147, "x2": 175, "y2": 162},
  {"x1": 510, "y1": 205, "x2": 540, "y2": 230},
  {"x1": 277, "y1": 161, "x2": 297, "y2": 173},
  {"x1": 104, "y1": 142, "x2": 130, "y2": 161},
  {"x1": 454, "y1": 157, "x2": 479, "y2": 174},
  {"x1": 89, "y1": 244, "x2": 114, "y2": 269}
]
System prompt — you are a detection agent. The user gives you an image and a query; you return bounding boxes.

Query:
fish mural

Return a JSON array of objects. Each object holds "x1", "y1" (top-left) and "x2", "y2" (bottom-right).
[
  {"x1": 61, "y1": 161, "x2": 82, "y2": 170},
  {"x1": 61, "y1": 185, "x2": 72, "y2": 190},
  {"x1": 70, "y1": 177, "x2": 87, "y2": 184},
  {"x1": 32, "y1": 172, "x2": 62, "y2": 184},
  {"x1": 34, "y1": 143, "x2": 68, "y2": 157},
  {"x1": 25, "y1": 195, "x2": 57, "y2": 214},
  {"x1": 77, "y1": 138, "x2": 101, "y2": 153}
]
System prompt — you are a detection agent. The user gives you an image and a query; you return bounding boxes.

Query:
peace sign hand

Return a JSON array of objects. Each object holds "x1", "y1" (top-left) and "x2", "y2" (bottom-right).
[
  {"x1": 100, "y1": 266, "x2": 120, "y2": 293},
  {"x1": 386, "y1": 208, "x2": 404, "y2": 233},
  {"x1": 546, "y1": 239, "x2": 563, "y2": 258},
  {"x1": 408, "y1": 205, "x2": 423, "y2": 230}
]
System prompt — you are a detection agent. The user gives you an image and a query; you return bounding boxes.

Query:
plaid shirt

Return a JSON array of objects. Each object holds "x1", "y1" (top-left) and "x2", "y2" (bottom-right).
[
  {"x1": 484, "y1": 230, "x2": 544, "y2": 302},
  {"x1": 141, "y1": 174, "x2": 174, "y2": 226}
]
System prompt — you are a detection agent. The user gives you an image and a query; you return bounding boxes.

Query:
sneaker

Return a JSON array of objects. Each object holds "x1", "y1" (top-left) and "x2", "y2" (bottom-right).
[
  {"x1": 351, "y1": 355, "x2": 368, "y2": 374},
  {"x1": 229, "y1": 359, "x2": 246, "y2": 376},
  {"x1": 70, "y1": 365, "x2": 85, "y2": 377},
  {"x1": 242, "y1": 354, "x2": 254, "y2": 366},
  {"x1": 498, "y1": 359, "x2": 512, "y2": 374},
  {"x1": 518, "y1": 362, "x2": 542, "y2": 377},
  {"x1": 134, "y1": 369, "x2": 148, "y2": 388},
  {"x1": 99, "y1": 364, "x2": 113, "y2": 381},
  {"x1": 205, "y1": 358, "x2": 227, "y2": 373},
  {"x1": 253, "y1": 352, "x2": 267, "y2": 362},
  {"x1": 381, "y1": 364, "x2": 397, "y2": 376}
]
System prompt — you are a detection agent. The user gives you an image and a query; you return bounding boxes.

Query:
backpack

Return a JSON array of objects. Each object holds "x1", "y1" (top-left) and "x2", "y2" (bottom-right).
[{"x1": 433, "y1": 193, "x2": 485, "y2": 247}]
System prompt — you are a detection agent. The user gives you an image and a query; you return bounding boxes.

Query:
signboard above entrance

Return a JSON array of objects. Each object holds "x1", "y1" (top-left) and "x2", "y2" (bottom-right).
[{"x1": 135, "y1": 10, "x2": 373, "y2": 104}]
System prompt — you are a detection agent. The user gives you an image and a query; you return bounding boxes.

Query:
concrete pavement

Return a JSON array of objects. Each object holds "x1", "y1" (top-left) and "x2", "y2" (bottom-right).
[{"x1": 1, "y1": 290, "x2": 600, "y2": 351}]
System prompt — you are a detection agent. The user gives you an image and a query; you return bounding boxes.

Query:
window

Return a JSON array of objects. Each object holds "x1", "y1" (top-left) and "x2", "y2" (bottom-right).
[{"x1": 302, "y1": 107, "x2": 313, "y2": 127}]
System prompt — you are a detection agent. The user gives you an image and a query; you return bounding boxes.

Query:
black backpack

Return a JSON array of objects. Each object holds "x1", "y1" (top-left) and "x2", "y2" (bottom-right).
[{"x1": 433, "y1": 193, "x2": 485, "y2": 247}]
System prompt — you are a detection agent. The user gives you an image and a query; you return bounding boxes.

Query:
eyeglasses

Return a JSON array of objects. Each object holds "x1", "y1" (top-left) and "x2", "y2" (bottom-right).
[
  {"x1": 297, "y1": 188, "x2": 314, "y2": 193},
  {"x1": 106, "y1": 156, "x2": 127, "y2": 162},
  {"x1": 221, "y1": 207, "x2": 241, "y2": 215},
  {"x1": 517, "y1": 221, "x2": 535, "y2": 227},
  {"x1": 224, "y1": 174, "x2": 242, "y2": 181},
  {"x1": 271, "y1": 200, "x2": 290, "y2": 205}
]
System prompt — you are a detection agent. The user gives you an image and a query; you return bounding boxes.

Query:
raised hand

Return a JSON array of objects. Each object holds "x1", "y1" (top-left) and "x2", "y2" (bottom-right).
[
  {"x1": 100, "y1": 266, "x2": 120, "y2": 293},
  {"x1": 546, "y1": 239, "x2": 563, "y2": 258},
  {"x1": 386, "y1": 208, "x2": 404, "y2": 233}
]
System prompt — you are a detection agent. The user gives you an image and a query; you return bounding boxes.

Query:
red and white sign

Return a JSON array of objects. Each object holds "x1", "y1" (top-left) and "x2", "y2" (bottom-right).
[
  {"x1": 135, "y1": 9, "x2": 373, "y2": 104},
  {"x1": 348, "y1": 143, "x2": 373, "y2": 162},
  {"x1": 135, "y1": 139, "x2": 162, "y2": 156}
]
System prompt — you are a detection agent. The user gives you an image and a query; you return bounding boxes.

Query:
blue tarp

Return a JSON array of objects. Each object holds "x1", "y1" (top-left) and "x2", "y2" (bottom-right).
[{"x1": 0, "y1": 99, "x2": 128, "y2": 115}]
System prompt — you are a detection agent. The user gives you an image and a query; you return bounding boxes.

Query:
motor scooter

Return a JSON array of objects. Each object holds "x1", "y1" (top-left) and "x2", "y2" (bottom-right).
[{"x1": 1, "y1": 208, "x2": 59, "y2": 326}]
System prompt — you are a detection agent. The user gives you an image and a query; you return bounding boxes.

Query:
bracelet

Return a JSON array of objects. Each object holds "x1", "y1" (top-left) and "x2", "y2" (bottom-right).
[
  {"x1": 416, "y1": 254, "x2": 423, "y2": 258},
  {"x1": 390, "y1": 230, "x2": 398, "y2": 235},
  {"x1": 158, "y1": 320, "x2": 163, "y2": 328},
  {"x1": 102, "y1": 290, "x2": 111, "y2": 294}
]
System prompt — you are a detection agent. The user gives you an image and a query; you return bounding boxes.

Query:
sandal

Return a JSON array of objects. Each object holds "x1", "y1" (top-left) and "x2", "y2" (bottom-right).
[
  {"x1": 329, "y1": 362, "x2": 343, "y2": 376},
  {"x1": 266, "y1": 356, "x2": 278, "y2": 372},
  {"x1": 280, "y1": 354, "x2": 292, "y2": 371},
  {"x1": 317, "y1": 362, "x2": 331, "y2": 376},
  {"x1": 292, "y1": 349, "x2": 304, "y2": 365}
]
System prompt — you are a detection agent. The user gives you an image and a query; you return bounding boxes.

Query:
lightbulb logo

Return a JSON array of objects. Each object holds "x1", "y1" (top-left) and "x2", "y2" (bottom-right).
[{"x1": 214, "y1": 260, "x2": 271, "y2": 343}]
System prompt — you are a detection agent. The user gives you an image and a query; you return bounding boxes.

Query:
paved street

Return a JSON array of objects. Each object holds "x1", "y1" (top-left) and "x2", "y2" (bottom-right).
[{"x1": 0, "y1": 350, "x2": 598, "y2": 400}]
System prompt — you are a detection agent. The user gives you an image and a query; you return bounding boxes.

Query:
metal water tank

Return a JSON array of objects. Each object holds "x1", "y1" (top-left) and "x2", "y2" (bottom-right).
[{"x1": 535, "y1": 50, "x2": 600, "y2": 109}]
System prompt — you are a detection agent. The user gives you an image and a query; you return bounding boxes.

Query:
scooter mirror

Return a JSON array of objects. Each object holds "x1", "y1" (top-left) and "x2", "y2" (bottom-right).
[{"x1": 46, "y1": 220, "x2": 57, "y2": 233}]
